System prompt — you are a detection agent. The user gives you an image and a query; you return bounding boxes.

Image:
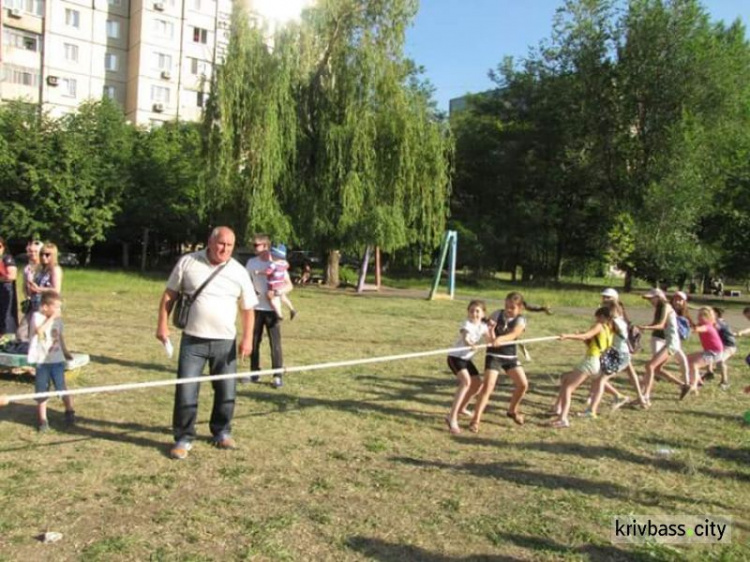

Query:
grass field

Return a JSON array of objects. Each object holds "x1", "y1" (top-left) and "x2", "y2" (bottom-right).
[{"x1": 0, "y1": 270, "x2": 748, "y2": 561}]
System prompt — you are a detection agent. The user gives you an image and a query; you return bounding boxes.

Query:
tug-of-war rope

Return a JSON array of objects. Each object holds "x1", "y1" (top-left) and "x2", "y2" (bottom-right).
[{"x1": 0, "y1": 335, "x2": 561, "y2": 405}]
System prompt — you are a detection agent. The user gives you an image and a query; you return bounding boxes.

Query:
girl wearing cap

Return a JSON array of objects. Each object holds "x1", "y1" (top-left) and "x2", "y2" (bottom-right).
[
  {"x1": 594, "y1": 289, "x2": 649, "y2": 410},
  {"x1": 638, "y1": 289, "x2": 689, "y2": 403}
]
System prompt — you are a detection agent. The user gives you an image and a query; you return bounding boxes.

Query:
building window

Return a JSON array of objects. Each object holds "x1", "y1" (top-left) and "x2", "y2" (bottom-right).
[
  {"x1": 192, "y1": 27, "x2": 208, "y2": 44},
  {"x1": 108, "y1": 0, "x2": 122, "y2": 6},
  {"x1": 7, "y1": 0, "x2": 44, "y2": 17},
  {"x1": 3, "y1": 64, "x2": 39, "y2": 87},
  {"x1": 154, "y1": 52, "x2": 172, "y2": 70},
  {"x1": 192, "y1": 0, "x2": 201, "y2": 10},
  {"x1": 103, "y1": 85, "x2": 116, "y2": 99},
  {"x1": 189, "y1": 57, "x2": 209, "y2": 76},
  {"x1": 153, "y1": 19, "x2": 174, "y2": 39},
  {"x1": 196, "y1": 91, "x2": 208, "y2": 107},
  {"x1": 104, "y1": 52, "x2": 118, "y2": 71},
  {"x1": 61, "y1": 78, "x2": 77, "y2": 98},
  {"x1": 151, "y1": 85, "x2": 170, "y2": 103},
  {"x1": 3, "y1": 28, "x2": 41, "y2": 53},
  {"x1": 64, "y1": 43, "x2": 79, "y2": 62},
  {"x1": 65, "y1": 8, "x2": 80, "y2": 29},
  {"x1": 106, "y1": 20, "x2": 121, "y2": 39}
]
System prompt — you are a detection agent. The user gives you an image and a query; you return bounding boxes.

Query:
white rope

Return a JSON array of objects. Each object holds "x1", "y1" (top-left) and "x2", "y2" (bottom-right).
[{"x1": 1, "y1": 335, "x2": 561, "y2": 404}]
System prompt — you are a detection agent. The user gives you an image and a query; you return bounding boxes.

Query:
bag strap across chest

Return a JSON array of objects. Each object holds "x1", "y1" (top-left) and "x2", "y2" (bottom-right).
[{"x1": 187, "y1": 261, "x2": 228, "y2": 303}]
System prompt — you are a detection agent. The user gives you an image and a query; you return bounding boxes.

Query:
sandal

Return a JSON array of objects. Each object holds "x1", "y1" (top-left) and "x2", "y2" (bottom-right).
[
  {"x1": 506, "y1": 411, "x2": 524, "y2": 426},
  {"x1": 468, "y1": 421, "x2": 479, "y2": 433},
  {"x1": 445, "y1": 417, "x2": 461, "y2": 435},
  {"x1": 548, "y1": 419, "x2": 570, "y2": 429}
]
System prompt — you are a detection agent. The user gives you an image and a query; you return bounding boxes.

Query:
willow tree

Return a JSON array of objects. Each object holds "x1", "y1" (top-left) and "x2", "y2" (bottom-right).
[
  {"x1": 293, "y1": 0, "x2": 452, "y2": 285},
  {"x1": 201, "y1": 6, "x2": 297, "y2": 244}
]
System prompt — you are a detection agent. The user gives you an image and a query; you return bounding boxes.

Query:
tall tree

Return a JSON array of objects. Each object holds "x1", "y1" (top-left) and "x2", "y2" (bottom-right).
[
  {"x1": 113, "y1": 122, "x2": 205, "y2": 268},
  {"x1": 617, "y1": 0, "x2": 750, "y2": 286},
  {"x1": 292, "y1": 0, "x2": 451, "y2": 285},
  {"x1": 201, "y1": 6, "x2": 297, "y2": 245}
]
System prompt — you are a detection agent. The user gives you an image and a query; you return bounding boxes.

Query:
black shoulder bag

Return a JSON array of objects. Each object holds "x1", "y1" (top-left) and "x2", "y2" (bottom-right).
[{"x1": 170, "y1": 262, "x2": 227, "y2": 330}]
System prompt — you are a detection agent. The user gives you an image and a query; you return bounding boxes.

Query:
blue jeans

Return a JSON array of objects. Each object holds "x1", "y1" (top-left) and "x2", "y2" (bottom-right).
[
  {"x1": 34, "y1": 362, "x2": 66, "y2": 400},
  {"x1": 173, "y1": 335, "x2": 237, "y2": 443}
]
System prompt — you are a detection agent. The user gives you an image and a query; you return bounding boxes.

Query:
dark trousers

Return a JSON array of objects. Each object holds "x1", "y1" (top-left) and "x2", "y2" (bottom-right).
[
  {"x1": 173, "y1": 335, "x2": 237, "y2": 443},
  {"x1": 250, "y1": 310, "x2": 283, "y2": 372}
]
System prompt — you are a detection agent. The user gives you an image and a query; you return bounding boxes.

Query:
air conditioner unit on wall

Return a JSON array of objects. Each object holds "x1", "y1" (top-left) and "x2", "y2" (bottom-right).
[
  {"x1": 160, "y1": 70, "x2": 171, "y2": 80},
  {"x1": 152, "y1": 103, "x2": 164, "y2": 113},
  {"x1": 8, "y1": 8, "x2": 22, "y2": 18},
  {"x1": 154, "y1": 2, "x2": 164, "y2": 11},
  {"x1": 47, "y1": 76, "x2": 59, "y2": 86}
]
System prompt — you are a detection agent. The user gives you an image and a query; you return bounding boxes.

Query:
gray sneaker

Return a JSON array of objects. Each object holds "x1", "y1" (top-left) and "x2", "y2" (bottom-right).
[
  {"x1": 272, "y1": 376, "x2": 283, "y2": 388},
  {"x1": 170, "y1": 441, "x2": 193, "y2": 460},
  {"x1": 38, "y1": 421, "x2": 50, "y2": 433}
]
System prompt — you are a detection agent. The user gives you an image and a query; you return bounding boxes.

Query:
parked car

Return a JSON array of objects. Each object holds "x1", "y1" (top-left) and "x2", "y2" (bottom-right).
[
  {"x1": 13, "y1": 252, "x2": 80, "y2": 267},
  {"x1": 288, "y1": 250, "x2": 321, "y2": 268},
  {"x1": 58, "y1": 252, "x2": 80, "y2": 267}
]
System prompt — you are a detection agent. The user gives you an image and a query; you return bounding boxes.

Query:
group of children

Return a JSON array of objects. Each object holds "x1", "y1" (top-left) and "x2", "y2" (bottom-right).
[{"x1": 445, "y1": 289, "x2": 750, "y2": 433}]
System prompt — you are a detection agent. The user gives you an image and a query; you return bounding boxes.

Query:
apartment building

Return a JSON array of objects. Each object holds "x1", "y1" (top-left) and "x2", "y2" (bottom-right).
[{"x1": 0, "y1": 0, "x2": 258, "y2": 125}]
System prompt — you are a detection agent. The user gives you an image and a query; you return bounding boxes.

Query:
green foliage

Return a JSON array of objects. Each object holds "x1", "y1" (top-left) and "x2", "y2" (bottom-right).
[
  {"x1": 452, "y1": 0, "x2": 750, "y2": 285},
  {"x1": 203, "y1": 0, "x2": 452, "y2": 284},
  {"x1": 202, "y1": 6, "x2": 297, "y2": 245},
  {"x1": 0, "y1": 99, "x2": 133, "y2": 255},
  {"x1": 116, "y1": 121, "x2": 205, "y2": 250}
]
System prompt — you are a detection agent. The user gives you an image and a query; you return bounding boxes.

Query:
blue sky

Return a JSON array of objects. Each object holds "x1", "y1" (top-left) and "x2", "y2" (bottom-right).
[{"x1": 404, "y1": 1, "x2": 750, "y2": 111}]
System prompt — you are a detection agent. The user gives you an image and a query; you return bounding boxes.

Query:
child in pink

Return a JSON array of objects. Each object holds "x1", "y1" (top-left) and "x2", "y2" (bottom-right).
[
  {"x1": 266, "y1": 245, "x2": 297, "y2": 320},
  {"x1": 683, "y1": 307, "x2": 723, "y2": 398}
]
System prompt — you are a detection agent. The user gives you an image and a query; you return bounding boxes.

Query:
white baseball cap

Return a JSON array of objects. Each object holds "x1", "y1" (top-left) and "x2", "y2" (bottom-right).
[
  {"x1": 643, "y1": 288, "x2": 666, "y2": 300},
  {"x1": 601, "y1": 288, "x2": 619, "y2": 299},
  {"x1": 673, "y1": 291, "x2": 688, "y2": 301}
]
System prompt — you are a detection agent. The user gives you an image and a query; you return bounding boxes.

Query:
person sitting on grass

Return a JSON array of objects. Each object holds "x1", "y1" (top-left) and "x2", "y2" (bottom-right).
[
  {"x1": 549, "y1": 304, "x2": 613, "y2": 429},
  {"x1": 445, "y1": 300, "x2": 490, "y2": 435},
  {"x1": 28, "y1": 291, "x2": 74, "y2": 432},
  {"x1": 464, "y1": 291, "x2": 529, "y2": 432}
]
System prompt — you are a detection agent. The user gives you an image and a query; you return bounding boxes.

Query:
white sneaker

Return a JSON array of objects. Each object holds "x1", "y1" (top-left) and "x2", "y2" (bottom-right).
[{"x1": 272, "y1": 376, "x2": 283, "y2": 388}]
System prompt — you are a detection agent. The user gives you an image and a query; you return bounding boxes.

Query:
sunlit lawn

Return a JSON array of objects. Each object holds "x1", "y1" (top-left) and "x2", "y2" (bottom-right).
[{"x1": 0, "y1": 269, "x2": 748, "y2": 561}]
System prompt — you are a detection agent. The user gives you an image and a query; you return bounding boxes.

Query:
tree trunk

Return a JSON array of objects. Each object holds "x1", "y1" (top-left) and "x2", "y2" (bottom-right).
[
  {"x1": 326, "y1": 249, "x2": 340, "y2": 287},
  {"x1": 140, "y1": 228, "x2": 149, "y2": 272},
  {"x1": 624, "y1": 269, "x2": 633, "y2": 293},
  {"x1": 122, "y1": 242, "x2": 130, "y2": 269},
  {"x1": 374, "y1": 246, "x2": 381, "y2": 289}
]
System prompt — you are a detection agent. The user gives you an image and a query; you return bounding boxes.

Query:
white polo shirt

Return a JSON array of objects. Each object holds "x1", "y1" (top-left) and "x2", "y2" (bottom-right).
[{"x1": 167, "y1": 250, "x2": 258, "y2": 339}]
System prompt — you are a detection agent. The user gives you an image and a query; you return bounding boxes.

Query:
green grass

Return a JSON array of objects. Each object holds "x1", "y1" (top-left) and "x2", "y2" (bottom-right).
[{"x1": 0, "y1": 269, "x2": 748, "y2": 560}]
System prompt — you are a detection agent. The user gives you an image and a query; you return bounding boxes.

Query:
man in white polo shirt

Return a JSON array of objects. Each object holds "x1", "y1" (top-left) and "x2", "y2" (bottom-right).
[{"x1": 156, "y1": 226, "x2": 257, "y2": 460}]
